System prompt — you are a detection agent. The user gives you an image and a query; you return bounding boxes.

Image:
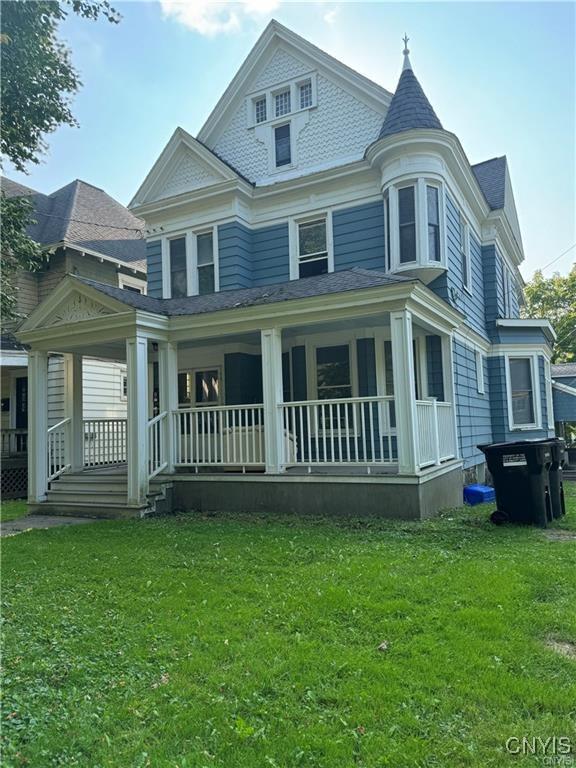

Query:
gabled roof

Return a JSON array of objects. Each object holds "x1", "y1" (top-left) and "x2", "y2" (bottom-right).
[
  {"x1": 74, "y1": 268, "x2": 413, "y2": 318},
  {"x1": 378, "y1": 50, "x2": 442, "y2": 139},
  {"x1": 552, "y1": 363, "x2": 576, "y2": 378},
  {"x1": 1, "y1": 177, "x2": 39, "y2": 198},
  {"x1": 2, "y1": 177, "x2": 146, "y2": 271}
]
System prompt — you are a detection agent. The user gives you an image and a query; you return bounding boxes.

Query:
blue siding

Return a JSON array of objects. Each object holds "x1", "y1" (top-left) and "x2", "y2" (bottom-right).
[
  {"x1": 218, "y1": 222, "x2": 252, "y2": 290},
  {"x1": 333, "y1": 202, "x2": 386, "y2": 272},
  {"x1": 494, "y1": 326, "x2": 552, "y2": 345},
  {"x1": 453, "y1": 340, "x2": 492, "y2": 466},
  {"x1": 483, "y1": 244, "x2": 520, "y2": 339},
  {"x1": 357, "y1": 338, "x2": 377, "y2": 395},
  {"x1": 555, "y1": 375, "x2": 576, "y2": 388},
  {"x1": 252, "y1": 223, "x2": 290, "y2": 286},
  {"x1": 146, "y1": 240, "x2": 163, "y2": 298},
  {"x1": 553, "y1": 386, "x2": 576, "y2": 422}
]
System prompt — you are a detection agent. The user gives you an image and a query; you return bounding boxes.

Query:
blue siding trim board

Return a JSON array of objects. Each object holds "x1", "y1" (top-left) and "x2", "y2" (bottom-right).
[
  {"x1": 146, "y1": 240, "x2": 163, "y2": 298},
  {"x1": 333, "y1": 201, "x2": 386, "y2": 273},
  {"x1": 252, "y1": 223, "x2": 290, "y2": 286},
  {"x1": 218, "y1": 222, "x2": 252, "y2": 291},
  {"x1": 453, "y1": 339, "x2": 492, "y2": 467}
]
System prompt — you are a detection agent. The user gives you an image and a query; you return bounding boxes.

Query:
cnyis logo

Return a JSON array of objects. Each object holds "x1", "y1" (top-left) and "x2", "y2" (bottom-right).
[{"x1": 505, "y1": 736, "x2": 573, "y2": 762}]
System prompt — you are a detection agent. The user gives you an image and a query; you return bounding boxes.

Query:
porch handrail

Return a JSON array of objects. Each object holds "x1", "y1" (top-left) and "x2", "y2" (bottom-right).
[
  {"x1": 415, "y1": 399, "x2": 456, "y2": 468},
  {"x1": 148, "y1": 411, "x2": 168, "y2": 479},
  {"x1": 47, "y1": 417, "x2": 71, "y2": 482},
  {"x1": 1, "y1": 428, "x2": 28, "y2": 456},
  {"x1": 281, "y1": 395, "x2": 395, "y2": 407}
]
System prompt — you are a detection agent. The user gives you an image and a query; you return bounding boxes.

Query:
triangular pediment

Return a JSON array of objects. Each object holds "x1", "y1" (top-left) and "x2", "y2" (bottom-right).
[{"x1": 129, "y1": 128, "x2": 240, "y2": 208}]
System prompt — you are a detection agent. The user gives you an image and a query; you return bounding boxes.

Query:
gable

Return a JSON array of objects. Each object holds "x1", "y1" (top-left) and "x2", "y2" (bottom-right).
[
  {"x1": 44, "y1": 292, "x2": 114, "y2": 327},
  {"x1": 157, "y1": 146, "x2": 225, "y2": 200}
]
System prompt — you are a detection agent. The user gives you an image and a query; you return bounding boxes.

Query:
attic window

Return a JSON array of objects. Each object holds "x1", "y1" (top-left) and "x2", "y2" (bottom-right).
[
  {"x1": 274, "y1": 89, "x2": 291, "y2": 117},
  {"x1": 299, "y1": 80, "x2": 312, "y2": 109},
  {"x1": 274, "y1": 124, "x2": 291, "y2": 167},
  {"x1": 254, "y1": 97, "x2": 267, "y2": 124}
]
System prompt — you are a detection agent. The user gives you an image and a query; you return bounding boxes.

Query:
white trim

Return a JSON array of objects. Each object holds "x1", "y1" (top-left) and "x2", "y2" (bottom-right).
[
  {"x1": 289, "y1": 210, "x2": 334, "y2": 281},
  {"x1": 544, "y1": 358, "x2": 554, "y2": 429},
  {"x1": 0, "y1": 350, "x2": 29, "y2": 367},
  {"x1": 552, "y1": 380, "x2": 576, "y2": 396},
  {"x1": 41, "y1": 240, "x2": 146, "y2": 277},
  {"x1": 162, "y1": 226, "x2": 219, "y2": 299},
  {"x1": 504, "y1": 353, "x2": 542, "y2": 431},
  {"x1": 119, "y1": 274, "x2": 147, "y2": 294},
  {"x1": 459, "y1": 213, "x2": 472, "y2": 294},
  {"x1": 475, "y1": 349, "x2": 485, "y2": 394},
  {"x1": 489, "y1": 343, "x2": 552, "y2": 359},
  {"x1": 246, "y1": 71, "x2": 318, "y2": 128},
  {"x1": 495, "y1": 318, "x2": 556, "y2": 342},
  {"x1": 177, "y1": 366, "x2": 223, "y2": 407}
]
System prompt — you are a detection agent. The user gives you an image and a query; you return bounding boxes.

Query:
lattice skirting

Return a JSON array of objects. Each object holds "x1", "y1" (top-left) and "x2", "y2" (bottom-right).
[{"x1": 1, "y1": 460, "x2": 28, "y2": 500}]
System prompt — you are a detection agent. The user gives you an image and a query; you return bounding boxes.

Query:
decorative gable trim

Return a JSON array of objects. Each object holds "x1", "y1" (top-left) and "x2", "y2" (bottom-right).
[
  {"x1": 129, "y1": 128, "x2": 246, "y2": 208},
  {"x1": 197, "y1": 20, "x2": 392, "y2": 148},
  {"x1": 46, "y1": 293, "x2": 113, "y2": 326}
]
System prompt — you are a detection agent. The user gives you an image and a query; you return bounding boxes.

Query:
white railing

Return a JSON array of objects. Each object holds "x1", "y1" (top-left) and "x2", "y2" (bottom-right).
[
  {"x1": 415, "y1": 400, "x2": 456, "y2": 468},
  {"x1": 174, "y1": 405, "x2": 265, "y2": 468},
  {"x1": 1, "y1": 429, "x2": 28, "y2": 456},
  {"x1": 47, "y1": 418, "x2": 71, "y2": 482},
  {"x1": 148, "y1": 411, "x2": 168, "y2": 479},
  {"x1": 280, "y1": 396, "x2": 397, "y2": 467},
  {"x1": 83, "y1": 418, "x2": 127, "y2": 467}
]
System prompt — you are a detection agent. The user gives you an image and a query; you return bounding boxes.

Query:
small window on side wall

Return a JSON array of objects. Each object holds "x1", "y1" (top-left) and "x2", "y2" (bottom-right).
[
  {"x1": 508, "y1": 357, "x2": 537, "y2": 428},
  {"x1": 274, "y1": 124, "x2": 291, "y2": 167},
  {"x1": 169, "y1": 236, "x2": 187, "y2": 298}
]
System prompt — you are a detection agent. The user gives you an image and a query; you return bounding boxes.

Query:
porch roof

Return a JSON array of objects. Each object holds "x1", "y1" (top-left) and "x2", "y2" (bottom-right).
[{"x1": 75, "y1": 269, "x2": 414, "y2": 318}]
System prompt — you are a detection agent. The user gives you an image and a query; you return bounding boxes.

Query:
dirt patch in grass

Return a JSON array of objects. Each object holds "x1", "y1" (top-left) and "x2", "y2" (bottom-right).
[{"x1": 546, "y1": 638, "x2": 576, "y2": 659}]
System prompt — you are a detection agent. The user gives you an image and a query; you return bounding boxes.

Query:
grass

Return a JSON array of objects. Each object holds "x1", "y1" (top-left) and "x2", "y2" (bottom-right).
[
  {"x1": 2, "y1": 484, "x2": 575, "y2": 768},
  {"x1": 0, "y1": 500, "x2": 28, "y2": 523}
]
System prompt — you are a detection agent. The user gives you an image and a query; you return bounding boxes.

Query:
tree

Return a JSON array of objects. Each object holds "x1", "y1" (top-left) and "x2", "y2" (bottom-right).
[
  {"x1": 0, "y1": 0, "x2": 119, "y2": 321},
  {"x1": 522, "y1": 266, "x2": 576, "y2": 362}
]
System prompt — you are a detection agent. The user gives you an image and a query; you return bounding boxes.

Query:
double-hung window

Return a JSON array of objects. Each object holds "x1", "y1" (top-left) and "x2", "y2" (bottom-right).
[
  {"x1": 197, "y1": 232, "x2": 215, "y2": 295},
  {"x1": 297, "y1": 218, "x2": 328, "y2": 278},
  {"x1": 254, "y1": 96, "x2": 267, "y2": 124},
  {"x1": 507, "y1": 356, "x2": 538, "y2": 429},
  {"x1": 274, "y1": 124, "x2": 291, "y2": 167},
  {"x1": 398, "y1": 186, "x2": 417, "y2": 263},
  {"x1": 169, "y1": 236, "x2": 187, "y2": 299},
  {"x1": 460, "y1": 214, "x2": 471, "y2": 291},
  {"x1": 426, "y1": 186, "x2": 441, "y2": 262},
  {"x1": 299, "y1": 79, "x2": 312, "y2": 109}
]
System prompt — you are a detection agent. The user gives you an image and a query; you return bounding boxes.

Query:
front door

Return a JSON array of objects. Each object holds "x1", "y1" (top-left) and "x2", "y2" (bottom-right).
[{"x1": 15, "y1": 377, "x2": 28, "y2": 429}]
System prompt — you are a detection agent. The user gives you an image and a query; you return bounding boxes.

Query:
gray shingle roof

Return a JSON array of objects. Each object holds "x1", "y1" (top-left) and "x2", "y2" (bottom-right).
[
  {"x1": 552, "y1": 363, "x2": 576, "y2": 378},
  {"x1": 0, "y1": 333, "x2": 28, "y2": 351},
  {"x1": 76, "y1": 268, "x2": 414, "y2": 318},
  {"x1": 471, "y1": 157, "x2": 506, "y2": 210},
  {"x1": 1, "y1": 177, "x2": 146, "y2": 271},
  {"x1": 1, "y1": 178, "x2": 39, "y2": 198},
  {"x1": 379, "y1": 67, "x2": 442, "y2": 139}
]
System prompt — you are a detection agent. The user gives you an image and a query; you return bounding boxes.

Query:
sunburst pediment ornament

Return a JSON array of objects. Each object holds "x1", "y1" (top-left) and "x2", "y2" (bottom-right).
[{"x1": 46, "y1": 294, "x2": 113, "y2": 325}]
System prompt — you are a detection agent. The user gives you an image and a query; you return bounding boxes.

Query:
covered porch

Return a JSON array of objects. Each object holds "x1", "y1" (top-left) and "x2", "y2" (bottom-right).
[{"x1": 17, "y1": 272, "x2": 464, "y2": 518}]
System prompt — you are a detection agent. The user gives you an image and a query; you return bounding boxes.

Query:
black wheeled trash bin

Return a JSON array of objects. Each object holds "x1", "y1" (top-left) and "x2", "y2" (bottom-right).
[
  {"x1": 478, "y1": 440, "x2": 553, "y2": 527},
  {"x1": 549, "y1": 438, "x2": 566, "y2": 519}
]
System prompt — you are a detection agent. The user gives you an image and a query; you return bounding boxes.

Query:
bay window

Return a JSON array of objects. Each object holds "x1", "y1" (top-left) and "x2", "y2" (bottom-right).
[
  {"x1": 507, "y1": 356, "x2": 539, "y2": 429},
  {"x1": 427, "y1": 186, "x2": 441, "y2": 262},
  {"x1": 398, "y1": 186, "x2": 417, "y2": 263}
]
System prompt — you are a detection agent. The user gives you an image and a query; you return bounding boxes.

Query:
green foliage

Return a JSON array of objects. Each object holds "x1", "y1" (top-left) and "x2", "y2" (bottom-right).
[
  {"x1": 523, "y1": 266, "x2": 576, "y2": 362},
  {"x1": 0, "y1": 194, "x2": 44, "y2": 319},
  {"x1": 2, "y1": 486, "x2": 576, "y2": 767}
]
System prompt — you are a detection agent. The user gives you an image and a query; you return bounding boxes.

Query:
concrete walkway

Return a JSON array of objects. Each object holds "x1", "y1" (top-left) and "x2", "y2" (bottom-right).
[{"x1": 1, "y1": 515, "x2": 97, "y2": 537}]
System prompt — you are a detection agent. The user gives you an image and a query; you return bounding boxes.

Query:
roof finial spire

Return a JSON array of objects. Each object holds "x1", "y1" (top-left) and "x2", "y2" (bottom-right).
[{"x1": 402, "y1": 33, "x2": 412, "y2": 71}]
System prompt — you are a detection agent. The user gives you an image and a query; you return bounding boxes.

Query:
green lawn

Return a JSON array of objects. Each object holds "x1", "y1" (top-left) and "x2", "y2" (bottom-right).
[
  {"x1": 2, "y1": 485, "x2": 575, "y2": 768},
  {"x1": 0, "y1": 500, "x2": 28, "y2": 523}
]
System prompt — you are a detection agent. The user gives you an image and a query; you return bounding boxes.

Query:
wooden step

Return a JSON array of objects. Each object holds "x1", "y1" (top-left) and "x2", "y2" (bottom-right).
[
  {"x1": 46, "y1": 490, "x2": 130, "y2": 505},
  {"x1": 27, "y1": 502, "x2": 149, "y2": 519}
]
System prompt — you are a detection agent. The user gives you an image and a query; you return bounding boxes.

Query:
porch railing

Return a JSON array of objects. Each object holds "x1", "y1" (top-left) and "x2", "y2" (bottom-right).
[
  {"x1": 148, "y1": 411, "x2": 168, "y2": 479},
  {"x1": 280, "y1": 396, "x2": 397, "y2": 467},
  {"x1": 415, "y1": 400, "x2": 456, "y2": 468},
  {"x1": 1, "y1": 429, "x2": 28, "y2": 456},
  {"x1": 83, "y1": 418, "x2": 127, "y2": 467},
  {"x1": 174, "y1": 405, "x2": 265, "y2": 469},
  {"x1": 47, "y1": 418, "x2": 71, "y2": 482}
]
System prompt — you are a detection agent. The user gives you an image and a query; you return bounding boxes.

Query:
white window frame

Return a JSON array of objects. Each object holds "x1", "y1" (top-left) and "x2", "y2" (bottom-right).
[
  {"x1": 119, "y1": 274, "x2": 147, "y2": 294},
  {"x1": 385, "y1": 178, "x2": 447, "y2": 272},
  {"x1": 459, "y1": 213, "x2": 472, "y2": 294},
  {"x1": 273, "y1": 87, "x2": 291, "y2": 118},
  {"x1": 505, "y1": 353, "x2": 541, "y2": 431},
  {"x1": 289, "y1": 211, "x2": 334, "y2": 281},
  {"x1": 544, "y1": 358, "x2": 554, "y2": 429},
  {"x1": 273, "y1": 122, "x2": 293, "y2": 170},
  {"x1": 253, "y1": 94, "x2": 268, "y2": 125},
  {"x1": 120, "y1": 373, "x2": 128, "y2": 401},
  {"x1": 246, "y1": 73, "x2": 317, "y2": 128},
  {"x1": 178, "y1": 366, "x2": 222, "y2": 408},
  {"x1": 475, "y1": 349, "x2": 485, "y2": 394},
  {"x1": 298, "y1": 78, "x2": 313, "y2": 109},
  {"x1": 161, "y1": 227, "x2": 219, "y2": 298}
]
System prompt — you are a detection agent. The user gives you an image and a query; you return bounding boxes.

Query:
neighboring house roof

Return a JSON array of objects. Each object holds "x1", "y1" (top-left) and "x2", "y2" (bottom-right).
[
  {"x1": 552, "y1": 363, "x2": 576, "y2": 378},
  {"x1": 1, "y1": 177, "x2": 146, "y2": 272},
  {"x1": 471, "y1": 157, "x2": 506, "y2": 210},
  {"x1": 75, "y1": 268, "x2": 414, "y2": 318},
  {"x1": 0, "y1": 333, "x2": 28, "y2": 352},
  {"x1": 378, "y1": 51, "x2": 442, "y2": 139}
]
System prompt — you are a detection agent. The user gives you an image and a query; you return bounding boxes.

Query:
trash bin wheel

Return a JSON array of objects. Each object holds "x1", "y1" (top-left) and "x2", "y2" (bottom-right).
[{"x1": 490, "y1": 509, "x2": 509, "y2": 526}]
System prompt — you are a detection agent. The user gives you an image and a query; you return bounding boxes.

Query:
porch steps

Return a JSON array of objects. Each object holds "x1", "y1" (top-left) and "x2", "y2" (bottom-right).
[{"x1": 30, "y1": 470, "x2": 173, "y2": 519}]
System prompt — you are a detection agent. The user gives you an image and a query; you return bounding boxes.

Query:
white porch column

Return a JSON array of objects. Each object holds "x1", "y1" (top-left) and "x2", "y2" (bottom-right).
[
  {"x1": 390, "y1": 309, "x2": 419, "y2": 474},
  {"x1": 63, "y1": 353, "x2": 83, "y2": 471},
  {"x1": 442, "y1": 333, "x2": 460, "y2": 459},
  {"x1": 158, "y1": 341, "x2": 178, "y2": 473},
  {"x1": 261, "y1": 328, "x2": 284, "y2": 474},
  {"x1": 28, "y1": 350, "x2": 48, "y2": 502},
  {"x1": 126, "y1": 336, "x2": 149, "y2": 505}
]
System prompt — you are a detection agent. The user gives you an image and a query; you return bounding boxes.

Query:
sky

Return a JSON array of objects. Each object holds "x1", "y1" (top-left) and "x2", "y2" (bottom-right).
[{"x1": 4, "y1": 1, "x2": 575, "y2": 280}]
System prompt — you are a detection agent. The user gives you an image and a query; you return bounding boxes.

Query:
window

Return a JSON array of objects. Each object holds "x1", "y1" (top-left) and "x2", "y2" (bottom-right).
[
  {"x1": 299, "y1": 80, "x2": 312, "y2": 109},
  {"x1": 274, "y1": 124, "x2": 291, "y2": 167},
  {"x1": 121, "y1": 374, "x2": 128, "y2": 400},
  {"x1": 398, "y1": 186, "x2": 417, "y2": 263},
  {"x1": 508, "y1": 357, "x2": 537, "y2": 428},
  {"x1": 178, "y1": 369, "x2": 220, "y2": 406},
  {"x1": 197, "y1": 232, "x2": 215, "y2": 295},
  {"x1": 316, "y1": 345, "x2": 352, "y2": 431},
  {"x1": 169, "y1": 236, "x2": 187, "y2": 299},
  {"x1": 384, "y1": 193, "x2": 391, "y2": 271},
  {"x1": 460, "y1": 214, "x2": 471, "y2": 292},
  {"x1": 475, "y1": 350, "x2": 485, "y2": 394},
  {"x1": 426, "y1": 186, "x2": 441, "y2": 262},
  {"x1": 297, "y1": 218, "x2": 328, "y2": 278},
  {"x1": 274, "y1": 89, "x2": 291, "y2": 117},
  {"x1": 254, "y1": 96, "x2": 267, "y2": 124}
]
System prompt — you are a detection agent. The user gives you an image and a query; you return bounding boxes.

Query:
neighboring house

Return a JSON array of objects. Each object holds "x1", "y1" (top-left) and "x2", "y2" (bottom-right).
[
  {"x1": 1, "y1": 177, "x2": 146, "y2": 497},
  {"x1": 551, "y1": 363, "x2": 576, "y2": 445},
  {"x1": 17, "y1": 22, "x2": 556, "y2": 518}
]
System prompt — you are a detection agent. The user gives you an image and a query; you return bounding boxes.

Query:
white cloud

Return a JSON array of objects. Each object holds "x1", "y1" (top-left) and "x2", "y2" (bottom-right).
[
  {"x1": 159, "y1": 0, "x2": 281, "y2": 36},
  {"x1": 323, "y1": 7, "x2": 338, "y2": 25}
]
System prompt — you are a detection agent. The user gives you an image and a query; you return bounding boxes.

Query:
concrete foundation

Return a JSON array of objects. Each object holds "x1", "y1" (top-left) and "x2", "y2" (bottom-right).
[{"x1": 171, "y1": 462, "x2": 463, "y2": 520}]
